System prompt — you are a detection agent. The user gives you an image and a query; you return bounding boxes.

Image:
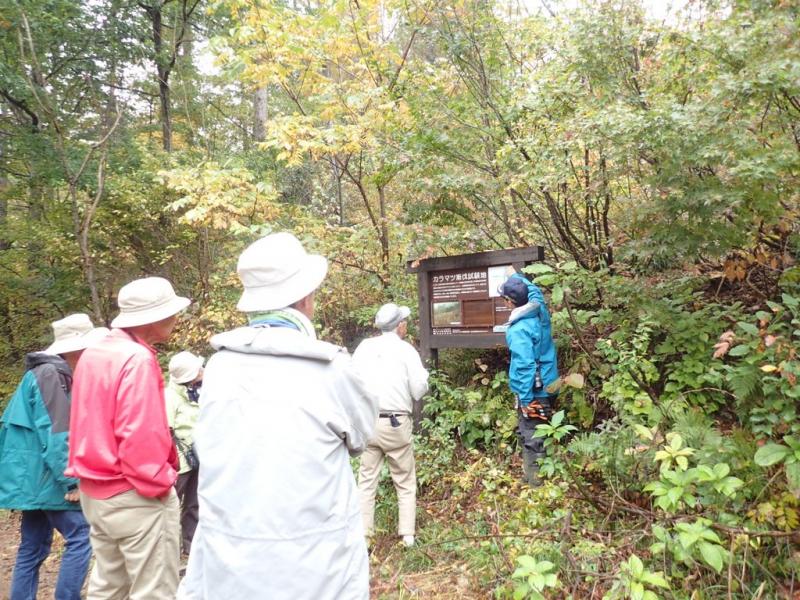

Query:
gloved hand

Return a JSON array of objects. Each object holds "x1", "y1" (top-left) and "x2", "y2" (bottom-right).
[{"x1": 520, "y1": 400, "x2": 551, "y2": 421}]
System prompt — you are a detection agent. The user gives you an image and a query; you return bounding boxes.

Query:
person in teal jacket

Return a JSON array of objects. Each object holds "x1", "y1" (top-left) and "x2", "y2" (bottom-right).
[
  {"x1": 499, "y1": 273, "x2": 559, "y2": 485},
  {"x1": 0, "y1": 314, "x2": 107, "y2": 600}
]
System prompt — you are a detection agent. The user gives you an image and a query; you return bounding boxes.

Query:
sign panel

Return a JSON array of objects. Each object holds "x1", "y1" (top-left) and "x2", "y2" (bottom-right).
[
  {"x1": 407, "y1": 246, "x2": 545, "y2": 360},
  {"x1": 428, "y1": 265, "x2": 515, "y2": 334}
]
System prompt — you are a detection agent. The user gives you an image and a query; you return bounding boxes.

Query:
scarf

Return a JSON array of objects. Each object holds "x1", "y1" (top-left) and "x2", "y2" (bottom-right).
[{"x1": 247, "y1": 307, "x2": 317, "y2": 339}]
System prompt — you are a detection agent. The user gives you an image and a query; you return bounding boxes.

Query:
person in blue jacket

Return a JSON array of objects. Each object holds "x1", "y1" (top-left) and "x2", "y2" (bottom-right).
[
  {"x1": 0, "y1": 313, "x2": 107, "y2": 600},
  {"x1": 499, "y1": 273, "x2": 559, "y2": 486}
]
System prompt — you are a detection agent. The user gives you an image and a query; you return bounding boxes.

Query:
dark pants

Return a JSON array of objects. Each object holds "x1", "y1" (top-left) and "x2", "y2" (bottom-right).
[
  {"x1": 515, "y1": 397, "x2": 553, "y2": 485},
  {"x1": 10, "y1": 509, "x2": 91, "y2": 600},
  {"x1": 175, "y1": 469, "x2": 199, "y2": 554}
]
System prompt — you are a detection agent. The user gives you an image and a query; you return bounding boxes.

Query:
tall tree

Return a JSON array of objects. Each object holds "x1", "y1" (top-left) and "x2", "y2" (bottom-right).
[{"x1": 139, "y1": 0, "x2": 202, "y2": 152}]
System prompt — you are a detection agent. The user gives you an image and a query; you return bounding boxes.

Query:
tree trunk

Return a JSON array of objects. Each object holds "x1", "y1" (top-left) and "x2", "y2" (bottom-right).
[
  {"x1": 146, "y1": 2, "x2": 172, "y2": 152},
  {"x1": 0, "y1": 141, "x2": 9, "y2": 252},
  {"x1": 332, "y1": 160, "x2": 344, "y2": 225},
  {"x1": 253, "y1": 87, "x2": 268, "y2": 142},
  {"x1": 377, "y1": 185, "x2": 390, "y2": 285}
]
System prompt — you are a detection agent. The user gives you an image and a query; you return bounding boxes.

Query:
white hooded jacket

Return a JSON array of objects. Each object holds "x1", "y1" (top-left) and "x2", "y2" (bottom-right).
[{"x1": 177, "y1": 324, "x2": 378, "y2": 600}]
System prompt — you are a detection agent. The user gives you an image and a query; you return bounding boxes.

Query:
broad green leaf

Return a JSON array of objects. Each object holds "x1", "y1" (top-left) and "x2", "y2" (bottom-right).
[
  {"x1": 786, "y1": 461, "x2": 800, "y2": 492},
  {"x1": 727, "y1": 344, "x2": 750, "y2": 357},
  {"x1": 641, "y1": 571, "x2": 670, "y2": 589},
  {"x1": 713, "y1": 463, "x2": 730, "y2": 478},
  {"x1": 560, "y1": 261, "x2": 578, "y2": 272},
  {"x1": 781, "y1": 293, "x2": 798, "y2": 308},
  {"x1": 524, "y1": 263, "x2": 554, "y2": 275},
  {"x1": 678, "y1": 530, "x2": 699, "y2": 549},
  {"x1": 651, "y1": 525, "x2": 668, "y2": 541},
  {"x1": 530, "y1": 573, "x2": 545, "y2": 590},
  {"x1": 667, "y1": 433, "x2": 684, "y2": 450},
  {"x1": 784, "y1": 435, "x2": 800, "y2": 452},
  {"x1": 698, "y1": 541, "x2": 725, "y2": 573},
  {"x1": 534, "y1": 560, "x2": 554, "y2": 573},
  {"x1": 754, "y1": 443, "x2": 790, "y2": 466},
  {"x1": 667, "y1": 486, "x2": 684, "y2": 506},
  {"x1": 736, "y1": 321, "x2": 759, "y2": 336},
  {"x1": 631, "y1": 581, "x2": 645, "y2": 600},
  {"x1": 533, "y1": 274, "x2": 557, "y2": 286},
  {"x1": 628, "y1": 554, "x2": 644, "y2": 578},
  {"x1": 551, "y1": 284, "x2": 564, "y2": 305}
]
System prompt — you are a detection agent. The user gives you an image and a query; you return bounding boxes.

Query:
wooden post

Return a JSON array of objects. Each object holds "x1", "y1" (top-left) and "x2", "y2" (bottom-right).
[{"x1": 416, "y1": 270, "x2": 432, "y2": 364}]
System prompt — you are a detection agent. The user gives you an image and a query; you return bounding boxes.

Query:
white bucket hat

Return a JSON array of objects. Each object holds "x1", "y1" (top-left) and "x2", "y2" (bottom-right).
[
  {"x1": 45, "y1": 313, "x2": 110, "y2": 355},
  {"x1": 169, "y1": 351, "x2": 205, "y2": 384},
  {"x1": 236, "y1": 232, "x2": 328, "y2": 312},
  {"x1": 375, "y1": 303, "x2": 411, "y2": 332},
  {"x1": 110, "y1": 277, "x2": 191, "y2": 328}
]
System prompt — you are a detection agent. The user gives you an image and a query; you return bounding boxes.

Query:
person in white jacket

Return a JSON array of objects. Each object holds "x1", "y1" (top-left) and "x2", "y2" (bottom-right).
[
  {"x1": 178, "y1": 232, "x2": 378, "y2": 600},
  {"x1": 353, "y1": 303, "x2": 429, "y2": 547}
]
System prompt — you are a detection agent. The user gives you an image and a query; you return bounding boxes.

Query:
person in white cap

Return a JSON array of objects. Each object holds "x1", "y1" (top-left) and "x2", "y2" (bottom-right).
[
  {"x1": 0, "y1": 313, "x2": 108, "y2": 600},
  {"x1": 178, "y1": 232, "x2": 377, "y2": 600},
  {"x1": 353, "y1": 303, "x2": 429, "y2": 548},
  {"x1": 165, "y1": 351, "x2": 204, "y2": 556},
  {"x1": 66, "y1": 277, "x2": 190, "y2": 600}
]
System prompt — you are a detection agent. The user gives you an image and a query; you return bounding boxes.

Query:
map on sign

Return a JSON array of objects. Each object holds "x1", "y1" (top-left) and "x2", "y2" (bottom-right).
[{"x1": 429, "y1": 265, "x2": 514, "y2": 334}]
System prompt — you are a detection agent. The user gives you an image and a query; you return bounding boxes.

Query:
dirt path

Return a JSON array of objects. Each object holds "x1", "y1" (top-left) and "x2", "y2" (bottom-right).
[
  {"x1": 0, "y1": 510, "x2": 480, "y2": 599},
  {"x1": 0, "y1": 511, "x2": 64, "y2": 599}
]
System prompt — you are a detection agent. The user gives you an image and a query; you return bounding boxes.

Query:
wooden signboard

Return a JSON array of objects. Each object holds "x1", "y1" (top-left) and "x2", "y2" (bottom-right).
[{"x1": 407, "y1": 246, "x2": 545, "y2": 364}]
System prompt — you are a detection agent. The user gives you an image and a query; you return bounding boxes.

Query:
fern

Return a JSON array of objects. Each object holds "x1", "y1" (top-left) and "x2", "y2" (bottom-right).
[{"x1": 725, "y1": 363, "x2": 761, "y2": 402}]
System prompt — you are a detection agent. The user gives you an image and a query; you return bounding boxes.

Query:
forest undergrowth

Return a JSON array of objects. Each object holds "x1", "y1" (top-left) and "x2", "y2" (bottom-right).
[{"x1": 368, "y1": 263, "x2": 800, "y2": 600}]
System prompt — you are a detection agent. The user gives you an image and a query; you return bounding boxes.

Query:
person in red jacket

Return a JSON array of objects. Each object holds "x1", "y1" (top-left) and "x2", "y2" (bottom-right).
[{"x1": 66, "y1": 277, "x2": 190, "y2": 600}]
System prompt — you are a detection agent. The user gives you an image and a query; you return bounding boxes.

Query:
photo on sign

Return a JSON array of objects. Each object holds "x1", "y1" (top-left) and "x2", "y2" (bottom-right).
[
  {"x1": 487, "y1": 265, "x2": 516, "y2": 297},
  {"x1": 432, "y1": 302, "x2": 461, "y2": 327}
]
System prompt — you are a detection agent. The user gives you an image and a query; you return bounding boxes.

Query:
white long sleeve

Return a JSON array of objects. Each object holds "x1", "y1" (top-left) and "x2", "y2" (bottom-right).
[{"x1": 352, "y1": 332, "x2": 429, "y2": 413}]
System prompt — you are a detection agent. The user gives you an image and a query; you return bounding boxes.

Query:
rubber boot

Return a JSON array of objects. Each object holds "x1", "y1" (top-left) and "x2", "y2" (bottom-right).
[{"x1": 522, "y1": 450, "x2": 545, "y2": 487}]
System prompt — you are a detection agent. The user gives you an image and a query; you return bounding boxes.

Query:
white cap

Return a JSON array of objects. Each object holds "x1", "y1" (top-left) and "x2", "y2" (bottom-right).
[
  {"x1": 45, "y1": 313, "x2": 110, "y2": 355},
  {"x1": 375, "y1": 303, "x2": 411, "y2": 332},
  {"x1": 236, "y1": 232, "x2": 328, "y2": 312},
  {"x1": 110, "y1": 277, "x2": 191, "y2": 328},
  {"x1": 168, "y1": 351, "x2": 205, "y2": 384}
]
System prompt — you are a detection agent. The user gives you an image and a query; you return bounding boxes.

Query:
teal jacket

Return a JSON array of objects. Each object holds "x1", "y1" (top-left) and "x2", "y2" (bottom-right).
[
  {"x1": 505, "y1": 274, "x2": 559, "y2": 405},
  {"x1": 0, "y1": 353, "x2": 79, "y2": 510}
]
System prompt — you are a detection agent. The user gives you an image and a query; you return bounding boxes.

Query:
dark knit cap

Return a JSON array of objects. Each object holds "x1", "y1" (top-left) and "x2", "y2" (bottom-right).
[{"x1": 498, "y1": 277, "x2": 529, "y2": 307}]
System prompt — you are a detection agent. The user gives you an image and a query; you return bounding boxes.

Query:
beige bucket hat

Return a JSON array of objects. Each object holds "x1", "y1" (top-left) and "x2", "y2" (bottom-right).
[
  {"x1": 111, "y1": 277, "x2": 191, "y2": 328},
  {"x1": 45, "y1": 313, "x2": 110, "y2": 355},
  {"x1": 168, "y1": 351, "x2": 205, "y2": 384},
  {"x1": 236, "y1": 232, "x2": 328, "y2": 312}
]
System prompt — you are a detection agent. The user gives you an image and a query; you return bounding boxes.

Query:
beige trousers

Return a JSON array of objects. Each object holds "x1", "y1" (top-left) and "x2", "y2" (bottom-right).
[
  {"x1": 358, "y1": 414, "x2": 416, "y2": 536},
  {"x1": 80, "y1": 488, "x2": 180, "y2": 600}
]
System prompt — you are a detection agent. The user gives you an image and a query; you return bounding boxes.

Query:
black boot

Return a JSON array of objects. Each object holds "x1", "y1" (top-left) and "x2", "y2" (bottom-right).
[{"x1": 522, "y1": 449, "x2": 545, "y2": 487}]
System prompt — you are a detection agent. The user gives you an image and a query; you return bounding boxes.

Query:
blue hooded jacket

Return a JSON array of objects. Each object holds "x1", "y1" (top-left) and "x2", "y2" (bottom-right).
[
  {"x1": 504, "y1": 273, "x2": 559, "y2": 405},
  {"x1": 0, "y1": 352, "x2": 79, "y2": 510}
]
